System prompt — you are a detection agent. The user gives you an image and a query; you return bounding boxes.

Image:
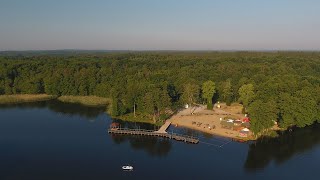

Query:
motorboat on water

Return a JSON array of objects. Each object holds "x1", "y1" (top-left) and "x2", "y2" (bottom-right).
[{"x1": 122, "y1": 165, "x2": 133, "y2": 171}]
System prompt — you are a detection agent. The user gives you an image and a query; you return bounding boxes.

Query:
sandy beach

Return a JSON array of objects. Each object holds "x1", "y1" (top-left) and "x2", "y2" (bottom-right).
[{"x1": 168, "y1": 103, "x2": 248, "y2": 139}]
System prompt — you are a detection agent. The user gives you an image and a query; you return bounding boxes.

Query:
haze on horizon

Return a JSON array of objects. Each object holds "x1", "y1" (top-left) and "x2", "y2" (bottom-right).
[{"x1": 0, "y1": 0, "x2": 319, "y2": 51}]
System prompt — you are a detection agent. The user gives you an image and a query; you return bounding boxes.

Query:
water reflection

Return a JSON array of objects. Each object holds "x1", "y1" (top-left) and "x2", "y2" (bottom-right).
[
  {"x1": 245, "y1": 124, "x2": 320, "y2": 171},
  {"x1": 2, "y1": 100, "x2": 320, "y2": 179},
  {"x1": 0, "y1": 101, "x2": 48, "y2": 109},
  {"x1": 108, "y1": 119, "x2": 172, "y2": 157},
  {"x1": 0, "y1": 100, "x2": 106, "y2": 119},
  {"x1": 111, "y1": 119, "x2": 159, "y2": 130},
  {"x1": 111, "y1": 135, "x2": 172, "y2": 157},
  {"x1": 0, "y1": 100, "x2": 174, "y2": 158},
  {"x1": 167, "y1": 126, "x2": 222, "y2": 142},
  {"x1": 47, "y1": 100, "x2": 106, "y2": 119}
]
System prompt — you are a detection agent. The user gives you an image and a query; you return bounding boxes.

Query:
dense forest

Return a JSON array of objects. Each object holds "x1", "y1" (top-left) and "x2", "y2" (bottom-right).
[{"x1": 0, "y1": 51, "x2": 319, "y2": 134}]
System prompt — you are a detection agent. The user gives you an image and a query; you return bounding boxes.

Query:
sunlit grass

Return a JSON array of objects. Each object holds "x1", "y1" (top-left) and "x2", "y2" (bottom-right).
[
  {"x1": 57, "y1": 95, "x2": 111, "y2": 107},
  {"x1": 0, "y1": 94, "x2": 56, "y2": 104}
]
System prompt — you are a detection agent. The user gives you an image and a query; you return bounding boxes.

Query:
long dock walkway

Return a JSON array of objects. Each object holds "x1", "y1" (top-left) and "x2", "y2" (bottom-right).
[{"x1": 108, "y1": 128, "x2": 199, "y2": 144}]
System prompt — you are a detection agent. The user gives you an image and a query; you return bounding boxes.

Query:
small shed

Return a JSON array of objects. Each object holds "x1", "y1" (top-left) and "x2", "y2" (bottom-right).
[{"x1": 110, "y1": 122, "x2": 120, "y2": 129}]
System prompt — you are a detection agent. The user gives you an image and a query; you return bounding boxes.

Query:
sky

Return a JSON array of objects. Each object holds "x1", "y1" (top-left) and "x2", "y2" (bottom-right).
[{"x1": 0, "y1": 0, "x2": 319, "y2": 51}]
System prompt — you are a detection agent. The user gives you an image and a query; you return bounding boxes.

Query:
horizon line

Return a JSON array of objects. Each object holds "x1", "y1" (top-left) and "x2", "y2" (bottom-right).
[{"x1": 1, "y1": 49, "x2": 320, "y2": 52}]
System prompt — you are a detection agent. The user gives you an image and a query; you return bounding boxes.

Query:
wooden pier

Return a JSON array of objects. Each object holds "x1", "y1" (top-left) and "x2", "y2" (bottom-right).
[
  {"x1": 108, "y1": 128, "x2": 199, "y2": 144},
  {"x1": 155, "y1": 121, "x2": 171, "y2": 133}
]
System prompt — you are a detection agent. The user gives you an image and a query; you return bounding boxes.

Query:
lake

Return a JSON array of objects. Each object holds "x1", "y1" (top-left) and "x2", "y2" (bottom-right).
[{"x1": 1, "y1": 100, "x2": 320, "y2": 180}]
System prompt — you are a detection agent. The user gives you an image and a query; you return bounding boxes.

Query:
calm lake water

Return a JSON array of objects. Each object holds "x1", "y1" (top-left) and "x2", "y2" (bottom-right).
[{"x1": 1, "y1": 100, "x2": 320, "y2": 180}]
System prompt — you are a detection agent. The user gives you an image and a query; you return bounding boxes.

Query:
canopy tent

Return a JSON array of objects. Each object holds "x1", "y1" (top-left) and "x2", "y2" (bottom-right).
[{"x1": 241, "y1": 128, "x2": 250, "y2": 132}]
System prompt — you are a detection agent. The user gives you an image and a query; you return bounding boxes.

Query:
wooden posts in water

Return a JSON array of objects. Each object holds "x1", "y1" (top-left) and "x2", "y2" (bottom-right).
[{"x1": 107, "y1": 128, "x2": 199, "y2": 144}]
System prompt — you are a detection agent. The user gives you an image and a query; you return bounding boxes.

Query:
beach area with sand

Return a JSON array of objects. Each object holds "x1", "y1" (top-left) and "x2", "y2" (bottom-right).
[{"x1": 168, "y1": 103, "x2": 250, "y2": 139}]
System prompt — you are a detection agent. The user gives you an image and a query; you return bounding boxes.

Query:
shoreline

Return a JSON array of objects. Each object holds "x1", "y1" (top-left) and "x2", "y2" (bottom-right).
[
  {"x1": 0, "y1": 94, "x2": 111, "y2": 106},
  {"x1": 0, "y1": 94, "x2": 155, "y2": 124},
  {"x1": 171, "y1": 121, "x2": 255, "y2": 141},
  {"x1": 57, "y1": 95, "x2": 111, "y2": 107},
  {"x1": 168, "y1": 103, "x2": 255, "y2": 141},
  {"x1": 0, "y1": 94, "x2": 56, "y2": 104},
  {"x1": 0, "y1": 94, "x2": 274, "y2": 140}
]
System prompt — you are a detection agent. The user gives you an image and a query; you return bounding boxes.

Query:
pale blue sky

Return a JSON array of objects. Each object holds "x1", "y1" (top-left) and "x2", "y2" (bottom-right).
[{"x1": 0, "y1": 0, "x2": 319, "y2": 50}]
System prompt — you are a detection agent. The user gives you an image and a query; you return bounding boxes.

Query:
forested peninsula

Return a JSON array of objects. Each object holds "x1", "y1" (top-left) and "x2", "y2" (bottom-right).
[{"x1": 0, "y1": 51, "x2": 319, "y2": 135}]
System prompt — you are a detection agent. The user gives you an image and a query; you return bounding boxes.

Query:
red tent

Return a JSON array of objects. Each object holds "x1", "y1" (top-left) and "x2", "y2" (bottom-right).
[{"x1": 242, "y1": 117, "x2": 250, "y2": 123}]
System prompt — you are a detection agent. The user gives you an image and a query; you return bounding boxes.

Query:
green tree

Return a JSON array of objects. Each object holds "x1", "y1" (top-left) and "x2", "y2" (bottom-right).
[
  {"x1": 4, "y1": 79, "x2": 12, "y2": 95},
  {"x1": 248, "y1": 100, "x2": 278, "y2": 134},
  {"x1": 278, "y1": 93, "x2": 297, "y2": 128},
  {"x1": 110, "y1": 87, "x2": 121, "y2": 116},
  {"x1": 202, "y1": 80, "x2": 216, "y2": 109},
  {"x1": 44, "y1": 75, "x2": 61, "y2": 95},
  {"x1": 238, "y1": 84, "x2": 255, "y2": 110},
  {"x1": 181, "y1": 83, "x2": 199, "y2": 108},
  {"x1": 111, "y1": 97, "x2": 119, "y2": 116},
  {"x1": 294, "y1": 90, "x2": 317, "y2": 127},
  {"x1": 222, "y1": 79, "x2": 233, "y2": 106},
  {"x1": 94, "y1": 83, "x2": 111, "y2": 97},
  {"x1": 154, "y1": 87, "x2": 171, "y2": 121},
  {"x1": 0, "y1": 79, "x2": 4, "y2": 94},
  {"x1": 143, "y1": 91, "x2": 157, "y2": 123}
]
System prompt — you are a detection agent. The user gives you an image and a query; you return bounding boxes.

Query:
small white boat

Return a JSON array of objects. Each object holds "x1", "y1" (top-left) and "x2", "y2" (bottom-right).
[{"x1": 122, "y1": 165, "x2": 133, "y2": 171}]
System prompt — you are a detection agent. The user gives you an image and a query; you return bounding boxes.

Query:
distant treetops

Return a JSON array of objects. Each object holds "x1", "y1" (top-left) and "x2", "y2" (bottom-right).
[{"x1": 0, "y1": 52, "x2": 319, "y2": 134}]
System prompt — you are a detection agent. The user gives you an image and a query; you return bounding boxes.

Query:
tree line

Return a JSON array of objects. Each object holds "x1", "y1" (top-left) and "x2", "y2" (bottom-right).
[{"x1": 0, "y1": 51, "x2": 319, "y2": 133}]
